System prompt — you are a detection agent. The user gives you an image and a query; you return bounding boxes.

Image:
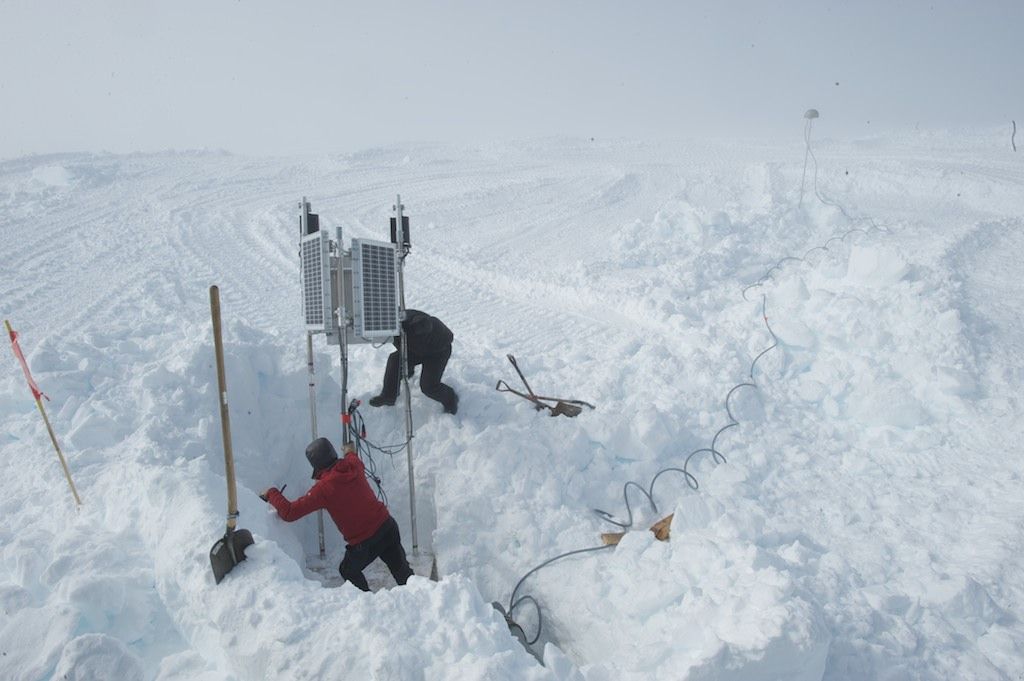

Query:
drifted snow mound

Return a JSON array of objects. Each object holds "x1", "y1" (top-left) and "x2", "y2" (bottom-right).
[
  {"x1": 51, "y1": 634, "x2": 145, "y2": 681},
  {"x1": 542, "y1": 495, "x2": 829, "y2": 681},
  {"x1": 0, "y1": 318, "x2": 558, "y2": 681},
  {"x1": 118, "y1": 328, "x2": 559, "y2": 680}
]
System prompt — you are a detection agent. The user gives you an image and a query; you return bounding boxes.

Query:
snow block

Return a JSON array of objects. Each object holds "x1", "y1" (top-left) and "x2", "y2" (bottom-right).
[
  {"x1": 543, "y1": 643, "x2": 587, "y2": 681},
  {"x1": 0, "y1": 604, "x2": 79, "y2": 681},
  {"x1": 845, "y1": 245, "x2": 909, "y2": 287},
  {"x1": 547, "y1": 506, "x2": 831, "y2": 681},
  {"x1": 51, "y1": 633, "x2": 145, "y2": 681}
]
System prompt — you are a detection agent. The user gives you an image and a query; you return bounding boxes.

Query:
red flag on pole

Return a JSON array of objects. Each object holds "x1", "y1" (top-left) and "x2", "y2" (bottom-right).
[
  {"x1": 5, "y1": 319, "x2": 80, "y2": 506},
  {"x1": 7, "y1": 325, "x2": 49, "y2": 401}
]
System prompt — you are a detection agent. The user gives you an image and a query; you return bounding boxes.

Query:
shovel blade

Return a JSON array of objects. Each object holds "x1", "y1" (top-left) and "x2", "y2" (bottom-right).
[
  {"x1": 210, "y1": 529, "x2": 254, "y2": 584},
  {"x1": 550, "y1": 401, "x2": 583, "y2": 418}
]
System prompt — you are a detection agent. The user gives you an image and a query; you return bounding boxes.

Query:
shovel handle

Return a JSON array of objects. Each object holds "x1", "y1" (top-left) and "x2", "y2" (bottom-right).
[
  {"x1": 495, "y1": 379, "x2": 519, "y2": 393},
  {"x1": 211, "y1": 286, "x2": 240, "y2": 531},
  {"x1": 496, "y1": 380, "x2": 554, "y2": 412},
  {"x1": 506, "y1": 354, "x2": 538, "y2": 397}
]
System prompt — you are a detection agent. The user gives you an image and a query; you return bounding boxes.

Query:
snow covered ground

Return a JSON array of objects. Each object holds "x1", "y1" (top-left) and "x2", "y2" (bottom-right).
[{"x1": 1, "y1": 130, "x2": 1022, "y2": 680}]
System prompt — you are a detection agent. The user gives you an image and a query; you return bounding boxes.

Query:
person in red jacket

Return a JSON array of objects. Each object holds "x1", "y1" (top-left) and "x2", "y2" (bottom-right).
[{"x1": 261, "y1": 437, "x2": 413, "y2": 591}]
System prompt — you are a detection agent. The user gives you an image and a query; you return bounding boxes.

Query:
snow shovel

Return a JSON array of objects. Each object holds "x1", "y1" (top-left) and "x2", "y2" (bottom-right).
[
  {"x1": 209, "y1": 285, "x2": 254, "y2": 584},
  {"x1": 495, "y1": 380, "x2": 580, "y2": 416},
  {"x1": 498, "y1": 354, "x2": 595, "y2": 417}
]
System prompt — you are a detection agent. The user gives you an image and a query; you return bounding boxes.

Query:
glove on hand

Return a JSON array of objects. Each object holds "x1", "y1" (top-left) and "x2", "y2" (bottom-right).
[{"x1": 259, "y1": 484, "x2": 285, "y2": 502}]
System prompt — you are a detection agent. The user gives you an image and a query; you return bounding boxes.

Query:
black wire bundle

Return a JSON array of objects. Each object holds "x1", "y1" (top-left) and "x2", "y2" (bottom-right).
[{"x1": 343, "y1": 400, "x2": 411, "y2": 506}]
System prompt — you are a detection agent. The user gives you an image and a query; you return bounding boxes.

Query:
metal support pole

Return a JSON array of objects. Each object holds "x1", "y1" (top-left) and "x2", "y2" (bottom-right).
[
  {"x1": 799, "y1": 110, "x2": 819, "y2": 208},
  {"x1": 299, "y1": 199, "x2": 328, "y2": 561},
  {"x1": 306, "y1": 333, "x2": 318, "y2": 437},
  {"x1": 395, "y1": 195, "x2": 418, "y2": 552},
  {"x1": 336, "y1": 226, "x2": 351, "y2": 449},
  {"x1": 306, "y1": 332, "x2": 326, "y2": 560},
  {"x1": 799, "y1": 118, "x2": 813, "y2": 208},
  {"x1": 339, "y1": 325, "x2": 349, "y2": 446}
]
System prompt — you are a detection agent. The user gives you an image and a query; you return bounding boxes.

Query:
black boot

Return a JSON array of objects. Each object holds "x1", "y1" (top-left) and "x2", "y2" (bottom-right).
[{"x1": 369, "y1": 395, "x2": 396, "y2": 407}]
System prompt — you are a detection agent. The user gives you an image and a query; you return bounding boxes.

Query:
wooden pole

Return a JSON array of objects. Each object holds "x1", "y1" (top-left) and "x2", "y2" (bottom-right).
[
  {"x1": 37, "y1": 397, "x2": 82, "y2": 506},
  {"x1": 5, "y1": 319, "x2": 81, "y2": 506},
  {"x1": 209, "y1": 288, "x2": 239, "y2": 531}
]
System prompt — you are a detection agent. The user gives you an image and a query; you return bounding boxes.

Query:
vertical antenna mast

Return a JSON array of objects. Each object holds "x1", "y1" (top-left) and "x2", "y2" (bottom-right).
[
  {"x1": 799, "y1": 109, "x2": 819, "y2": 207},
  {"x1": 336, "y1": 224, "x2": 351, "y2": 448},
  {"x1": 305, "y1": 331, "x2": 326, "y2": 560},
  {"x1": 299, "y1": 196, "x2": 328, "y2": 561},
  {"x1": 395, "y1": 194, "x2": 418, "y2": 553}
]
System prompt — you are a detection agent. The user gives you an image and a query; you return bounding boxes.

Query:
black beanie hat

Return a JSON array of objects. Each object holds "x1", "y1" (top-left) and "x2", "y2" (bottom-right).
[{"x1": 305, "y1": 437, "x2": 338, "y2": 478}]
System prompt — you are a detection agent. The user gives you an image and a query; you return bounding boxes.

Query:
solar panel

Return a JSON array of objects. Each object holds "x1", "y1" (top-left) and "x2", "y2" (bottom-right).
[
  {"x1": 351, "y1": 238, "x2": 400, "y2": 339},
  {"x1": 300, "y1": 230, "x2": 334, "y2": 332}
]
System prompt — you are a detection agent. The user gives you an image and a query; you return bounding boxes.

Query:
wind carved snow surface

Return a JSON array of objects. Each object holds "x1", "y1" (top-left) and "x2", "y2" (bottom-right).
[{"x1": 1, "y1": 132, "x2": 1023, "y2": 680}]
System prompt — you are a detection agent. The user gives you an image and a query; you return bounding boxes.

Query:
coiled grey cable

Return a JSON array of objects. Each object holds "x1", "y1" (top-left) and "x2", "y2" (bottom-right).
[
  {"x1": 502, "y1": 112, "x2": 897, "y2": 650},
  {"x1": 595, "y1": 295, "x2": 777, "y2": 530},
  {"x1": 504, "y1": 296, "x2": 779, "y2": 646},
  {"x1": 507, "y1": 544, "x2": 615, "y2": 645}
]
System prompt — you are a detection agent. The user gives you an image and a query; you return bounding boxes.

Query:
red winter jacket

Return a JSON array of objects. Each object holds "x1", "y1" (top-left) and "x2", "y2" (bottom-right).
[{"x1": 267, "y1": 452, "x2": 389, "y2": 546}]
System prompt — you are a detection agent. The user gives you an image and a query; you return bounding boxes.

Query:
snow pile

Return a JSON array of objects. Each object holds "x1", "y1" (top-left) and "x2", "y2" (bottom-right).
[{"x1": 2, "y1": 133, "x2": 1023, "y2": 680}]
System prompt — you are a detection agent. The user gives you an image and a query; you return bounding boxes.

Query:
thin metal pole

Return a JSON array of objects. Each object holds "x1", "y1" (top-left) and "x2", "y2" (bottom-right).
[
  {"x1": 306, "y1": 332, "x2": 318, "y2": 436},
  {"x1": 336, "y1": 225, "x2": 351, "y2": 449},
  {"x1": 335, "y1": 247, "x2": 353, "y2": 561},
  {"x1": 306, "y1": 332, "x2": 326, "y2": 560},
  {"x1": 402, "y1": 341, "x2": 417, "y2": 551},
  {"x1": 395, "y1": 195, "x2": 418, "y2": 552},
  {"x1": 339, "y1": 324, "x2": 349, "y2": 446},
  {"x1": 300, "y1": 200, "x2": 327, "y2": 561},
  {"x1": 799, "y1": 118, "x2": 813, "y2": 207}
]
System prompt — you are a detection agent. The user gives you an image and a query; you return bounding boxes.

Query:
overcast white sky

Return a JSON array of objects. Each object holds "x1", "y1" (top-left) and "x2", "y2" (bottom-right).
[{"x1": 1, "y1": 0, "x2": 1021, "y2": 159}]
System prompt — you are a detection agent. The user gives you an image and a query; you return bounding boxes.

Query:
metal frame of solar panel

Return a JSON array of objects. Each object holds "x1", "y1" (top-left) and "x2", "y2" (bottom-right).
[
  {"x1": 351, "y1": 238, "x2": 401, "y2": 340},
  {"x1": 300, "y1": 230, "x2": 335, "y2": 334}
]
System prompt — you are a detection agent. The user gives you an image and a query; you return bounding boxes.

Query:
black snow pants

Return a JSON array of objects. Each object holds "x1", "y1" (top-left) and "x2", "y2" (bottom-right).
[
  {"x1": 380, "y1": 347, "x2": 457, "y2": 412},
  {"x1": 338, "y1": 516, "x2": 414, "y2": 592}
]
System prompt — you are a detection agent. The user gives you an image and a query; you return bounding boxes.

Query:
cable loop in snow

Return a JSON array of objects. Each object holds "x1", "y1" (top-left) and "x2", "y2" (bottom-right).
[
  {"x1": 595, "y1": 295, "x2": 773, "y2": 531},
  {"x1": 506, "y1": 296, "x2": 778, "y2": 648},
  {"x1": 503, "y1": 125, "x2": 903, "y2": 653},
  {"x1": 507, "y1": 544, "x2": 615, "y2": 645}
]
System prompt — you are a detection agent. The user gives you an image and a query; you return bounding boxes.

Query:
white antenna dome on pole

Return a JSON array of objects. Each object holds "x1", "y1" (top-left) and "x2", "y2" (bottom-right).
[{"x1": 799, "y1": 109, "x2": 819, "y2": 206}]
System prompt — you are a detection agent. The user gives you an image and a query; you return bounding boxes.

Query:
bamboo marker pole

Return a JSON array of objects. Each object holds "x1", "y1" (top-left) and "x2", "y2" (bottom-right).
[
  {"x1": 5, "y1": 319, "x2": 82, "y2": 506},
  {"x1": 36, "y1": 392, "x2": 82, "y2": 507}
]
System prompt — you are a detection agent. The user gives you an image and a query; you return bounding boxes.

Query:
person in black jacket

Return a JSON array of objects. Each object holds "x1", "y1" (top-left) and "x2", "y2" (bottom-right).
[{"x1": 369, "y1": 309, "x2": 459, "y2": 414}]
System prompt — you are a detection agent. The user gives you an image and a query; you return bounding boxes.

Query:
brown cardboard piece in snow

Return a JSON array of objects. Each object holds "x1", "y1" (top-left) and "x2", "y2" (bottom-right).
[{"x1": 600, "y1": 514, "x2": 674, "y2": 546}]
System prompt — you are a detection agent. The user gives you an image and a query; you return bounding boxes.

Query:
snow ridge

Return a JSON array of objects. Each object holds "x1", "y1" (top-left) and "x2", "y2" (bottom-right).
[{"x1": 2, "y1": 135, "x2": 1023, "y2": 680}]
